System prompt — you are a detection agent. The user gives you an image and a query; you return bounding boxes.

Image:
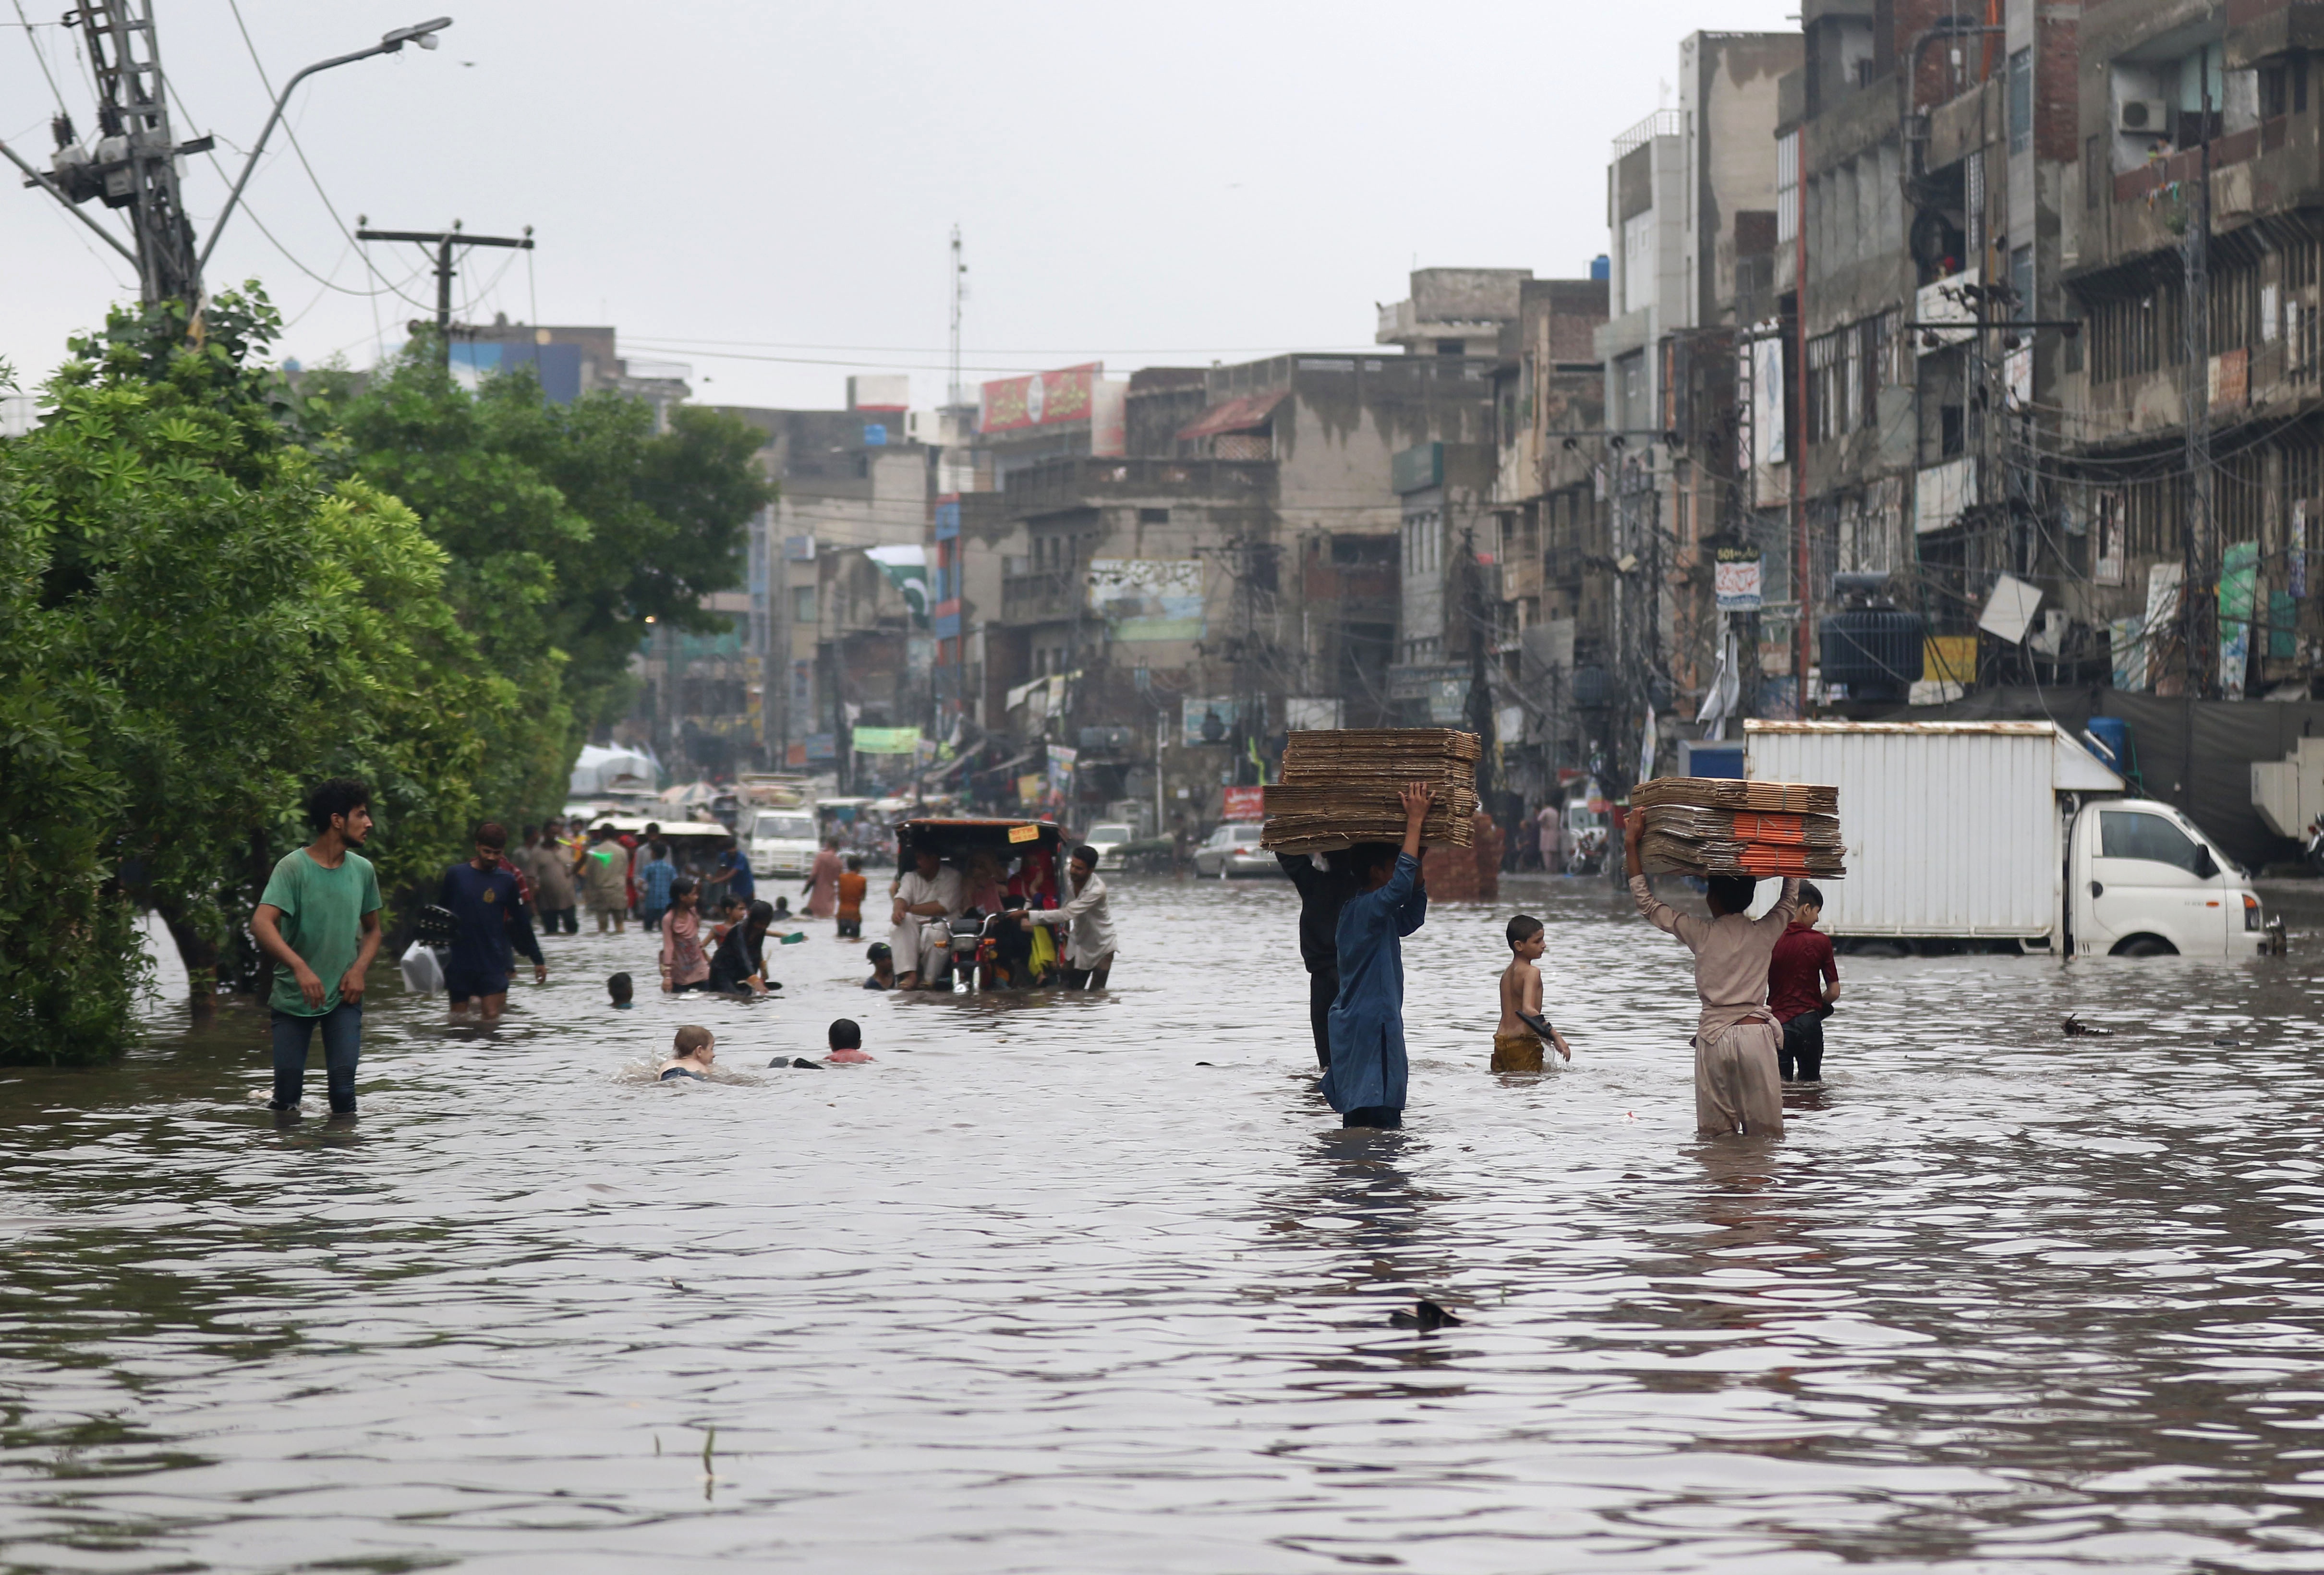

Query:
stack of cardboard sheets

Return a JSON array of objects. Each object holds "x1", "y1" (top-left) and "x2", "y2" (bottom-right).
[
  {"x1": 1260, "y1": 729, "x2": 1481, "y2": 853},
  {"x1": 1630, "y1": 776, "x2": 1845, "y2": 878}
]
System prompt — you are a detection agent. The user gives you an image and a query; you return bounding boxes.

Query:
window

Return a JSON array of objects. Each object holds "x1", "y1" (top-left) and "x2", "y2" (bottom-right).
[
  {"x1": 2086, "y1": 133, "x2": 2103, "y2": 209},
  {"x1": 2099, "y1": 811, "x2": 2205, "y2": 873},
  {"x1": 2010, "y1": 244, "x2": 2034, "y2": 322},
  {"x1": 1776, "y1": 130, "x2": 1799, "y2": 246},
  {"x1": 1138, "y1": 508, "x2": 1170, "y2": 525},
  {"x1": 2009, "y1": 48, "x2": 2033, "y2": 154},
  {"x1": 792, "y1": 586, "x2": 816, "y2": 625}
]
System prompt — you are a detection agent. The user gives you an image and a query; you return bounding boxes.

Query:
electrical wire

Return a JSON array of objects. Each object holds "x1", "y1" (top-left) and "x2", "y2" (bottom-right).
[
  {"x1": 218, "y1": 0, "x2": 436, "y2": 318},
  {"x1": 12, "y1": 0, "x2": 66, "y2": 113}
]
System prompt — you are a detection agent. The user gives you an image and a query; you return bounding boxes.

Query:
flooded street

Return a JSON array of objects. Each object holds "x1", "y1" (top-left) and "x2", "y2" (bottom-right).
[{"x1": 5, "y1": 872, "x2": 2324, "y2": 1572}]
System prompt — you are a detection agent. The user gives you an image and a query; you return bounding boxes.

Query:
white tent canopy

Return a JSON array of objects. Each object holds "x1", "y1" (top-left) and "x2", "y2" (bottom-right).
[{"x1": 570, "y1": 743, "x2": 659, "y2": 795}]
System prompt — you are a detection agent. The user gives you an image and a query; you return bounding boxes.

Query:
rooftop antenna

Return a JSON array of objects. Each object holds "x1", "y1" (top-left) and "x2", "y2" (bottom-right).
[{"x1": 948, "y1": 223, "x2": 967, "y2": 408}]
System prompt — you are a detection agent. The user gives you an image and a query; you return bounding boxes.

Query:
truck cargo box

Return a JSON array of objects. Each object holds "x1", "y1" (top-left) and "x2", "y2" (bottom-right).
[{"x1": 1743, "y1": 720, "x2": 2121, "y2": 941}]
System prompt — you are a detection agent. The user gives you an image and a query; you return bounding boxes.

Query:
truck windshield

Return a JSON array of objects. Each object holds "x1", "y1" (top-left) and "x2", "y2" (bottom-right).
[
  {"x1": 2098, "y1": 810, "x2": 2203, "y2": 873},
  {"x1": 754, "y1": 814, "x2": 814, "y2": 840}
]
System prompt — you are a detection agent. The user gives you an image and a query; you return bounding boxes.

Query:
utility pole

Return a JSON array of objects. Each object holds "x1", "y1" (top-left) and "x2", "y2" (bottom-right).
[
  {"x1": 4, "y1": 9, "x2": 451, "y2": 312},
  {"x1": 356, "y1": 220, "x2": 534, "y2": 364},
  {"x1": 66, "y1": 2, "x2": 199, "y2": 304},
  {"x1": 2179, "y1": 63, "x2": 2215, "y2": 804}
]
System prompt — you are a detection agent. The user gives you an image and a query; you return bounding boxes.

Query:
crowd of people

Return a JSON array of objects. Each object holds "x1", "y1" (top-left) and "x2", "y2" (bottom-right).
[
  {"x1": 258, "y1": 775, "x2": 1836, "y2": 1135},
  {"x1": 1280, "y1": 782, "x2": 1842, "y2": 1135}
]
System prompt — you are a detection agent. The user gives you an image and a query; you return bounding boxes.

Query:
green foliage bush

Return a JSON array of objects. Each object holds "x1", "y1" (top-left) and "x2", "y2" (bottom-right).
[{"x1": 0, "y1": 292, "x2": 505, "y2": 1062}]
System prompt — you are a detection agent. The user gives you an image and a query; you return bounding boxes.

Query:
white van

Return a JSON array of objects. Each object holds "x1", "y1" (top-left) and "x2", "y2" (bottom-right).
[{"x1": 748, "y1": 807, "x2": 820, "y2": 879}]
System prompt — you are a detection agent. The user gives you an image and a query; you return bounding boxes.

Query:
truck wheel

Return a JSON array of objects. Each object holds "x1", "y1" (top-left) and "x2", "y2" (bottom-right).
[{"x1": 2111, "y1": 934, "x2": 2178, "y2": 957}]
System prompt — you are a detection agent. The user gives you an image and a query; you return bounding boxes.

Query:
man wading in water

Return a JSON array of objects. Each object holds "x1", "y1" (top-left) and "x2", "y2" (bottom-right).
[
  {"x1": 1320, "y1": 782, "x2": 1434, "y2": 1130},
  {"x1": 251, "y1": 778, "x2": 383, "y2": 1119},
  {"x1": 1623, "y1": 813, "x2": 1799, "y2": 1137}
]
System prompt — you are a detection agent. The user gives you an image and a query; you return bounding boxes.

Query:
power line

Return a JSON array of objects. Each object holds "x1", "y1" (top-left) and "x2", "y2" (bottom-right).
[{"x1": 11, "y1": 0, "x2": 67, "y2": 112}]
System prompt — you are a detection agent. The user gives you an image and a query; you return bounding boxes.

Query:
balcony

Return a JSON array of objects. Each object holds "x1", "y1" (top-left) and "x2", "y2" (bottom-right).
[{"x1": 1002, "y1": 568, "x2": 1078, "y2": 624}]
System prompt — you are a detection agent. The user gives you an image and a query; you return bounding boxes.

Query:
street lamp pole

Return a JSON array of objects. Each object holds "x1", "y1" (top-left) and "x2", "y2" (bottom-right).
[{"x1": 194, "y1": 17, "x2": 453, "y2": 280}]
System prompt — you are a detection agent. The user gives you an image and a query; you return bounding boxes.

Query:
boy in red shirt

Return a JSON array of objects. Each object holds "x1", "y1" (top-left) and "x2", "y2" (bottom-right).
[{"x1": 1766, "y1": 881, "x2": 1841, "y2": 1082}]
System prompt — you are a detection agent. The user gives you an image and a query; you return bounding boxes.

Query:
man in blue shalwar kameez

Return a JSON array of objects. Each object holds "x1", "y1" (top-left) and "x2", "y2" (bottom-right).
[{"x1": 1321, "y1": 782, "x2": 1436, "y2": 1129}]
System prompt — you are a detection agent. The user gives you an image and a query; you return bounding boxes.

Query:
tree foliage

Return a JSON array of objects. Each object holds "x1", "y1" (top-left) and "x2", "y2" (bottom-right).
[
  {"x1": 306, "y1": 347, "x2": 771, "y2": 811},
  {"x1": 0, "y1": 292, "x2": 506, "y2": 1063}
]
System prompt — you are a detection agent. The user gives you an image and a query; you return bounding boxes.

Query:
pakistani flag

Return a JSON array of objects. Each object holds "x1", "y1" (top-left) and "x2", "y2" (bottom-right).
[{"x1": 866, "y1": 544, "x2": 931, "y2": 627}]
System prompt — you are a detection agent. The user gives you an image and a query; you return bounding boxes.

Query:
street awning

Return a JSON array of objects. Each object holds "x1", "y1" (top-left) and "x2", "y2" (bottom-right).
[{"x1": 1175, "y1": 388, "x2": 1289, "y2": 442}]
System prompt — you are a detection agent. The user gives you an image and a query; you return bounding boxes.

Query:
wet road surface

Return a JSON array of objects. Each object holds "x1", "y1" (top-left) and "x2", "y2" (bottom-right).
[{"x1": 4, "y1": 872, "x2": 2324, "y2": 1572}]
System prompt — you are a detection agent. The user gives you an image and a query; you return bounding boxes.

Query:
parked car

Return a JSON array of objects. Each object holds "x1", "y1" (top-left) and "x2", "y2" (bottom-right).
[
  {"x1": 1082, "y1": 820, "x2": 1174, "y2": 873},
  {"x1": 1193, "y1": 822, "x2": 1279, "y2": 879}
]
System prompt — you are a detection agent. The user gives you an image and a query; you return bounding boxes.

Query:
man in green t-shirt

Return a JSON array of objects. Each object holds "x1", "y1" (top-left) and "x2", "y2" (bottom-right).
[{"x1": 252, "y1": 778, "x2": 383, "y2": 1117}]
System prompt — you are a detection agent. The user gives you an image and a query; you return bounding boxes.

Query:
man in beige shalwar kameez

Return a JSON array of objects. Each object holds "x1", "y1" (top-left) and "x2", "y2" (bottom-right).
[{"x1": 1622, "y1": 815, "x2": 1799, "y2": 1136}]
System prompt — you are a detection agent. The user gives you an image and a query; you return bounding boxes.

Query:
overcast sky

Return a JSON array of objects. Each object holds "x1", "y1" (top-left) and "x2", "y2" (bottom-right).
[{"x1": 5, "y1": 0, "x2": 1799, "y2": 412}]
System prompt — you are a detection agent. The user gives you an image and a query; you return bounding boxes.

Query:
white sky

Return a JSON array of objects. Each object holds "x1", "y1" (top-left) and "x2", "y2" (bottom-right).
[{"x1": 4, "y1": 0, "x2": 1800, "y2": 412}]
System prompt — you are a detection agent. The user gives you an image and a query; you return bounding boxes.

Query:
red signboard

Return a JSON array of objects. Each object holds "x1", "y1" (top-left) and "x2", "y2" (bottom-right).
[
  {"x1": 980, "y1": 363, "x2": 1099, "y2": 433},
  {"x1": 1223, "y1": 785, "x2": 1266, "y2": 822}
]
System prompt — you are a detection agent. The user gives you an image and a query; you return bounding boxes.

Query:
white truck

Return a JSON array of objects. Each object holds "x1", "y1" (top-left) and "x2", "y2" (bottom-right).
[{"x1": 1743, "y1": 719, "x2": 2266, "y2": 958}]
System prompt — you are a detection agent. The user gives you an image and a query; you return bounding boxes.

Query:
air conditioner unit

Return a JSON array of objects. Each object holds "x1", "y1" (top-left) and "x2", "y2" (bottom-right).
[{"x1": 2117, "y1": 98, "x2": 2169, "y2": 134}]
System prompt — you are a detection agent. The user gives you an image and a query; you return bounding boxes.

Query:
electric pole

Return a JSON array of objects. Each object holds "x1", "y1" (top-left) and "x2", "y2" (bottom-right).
[
  {"x1": 5, "y1": 8, "x2": 451, "y2": 313},
  {"x1": 65, "y1": 2, "x2": 201, "y2": 304},
  {"x1": 356, "y1": 220, "x2": 535, "y2": 364}
]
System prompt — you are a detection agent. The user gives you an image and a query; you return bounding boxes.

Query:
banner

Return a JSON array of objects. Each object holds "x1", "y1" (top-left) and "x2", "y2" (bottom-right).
[
  {"x1": 1087, "y1": 559, "x2": 1204, "y2": 641},
  {"x1": 2220, "y1": 539, "x2": 2259, "y2": 701},
  {"x1": 1713, "y1": 546, "x2": 1764, "y2": 611},
  {"x1": 980, "y1": 363, "x2": 1098, "y2": 433},
  {"x1": 1046, "y1": 743, "x2": 1077, "y2": 800},
  {"x1": 1222, "y1": 785, "x2": 1265, "y2": 821},
  {"x1": 851, "y1": 726, "x2": 921, "y2": 755}
]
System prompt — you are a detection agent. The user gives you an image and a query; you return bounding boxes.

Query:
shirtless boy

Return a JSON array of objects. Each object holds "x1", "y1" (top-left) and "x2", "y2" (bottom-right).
[{"x1": 1494, "y1": 914, "x2": 1573, "y2": 1072}]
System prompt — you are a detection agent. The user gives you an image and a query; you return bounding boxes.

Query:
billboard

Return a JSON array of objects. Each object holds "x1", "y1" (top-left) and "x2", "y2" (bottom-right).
[
  {"x1": 980, "y1": 363, "x2": 1099, "y2": 433},
  {"x1": 1086, "y1": 559, "x2": 1204, "y2": 642}
]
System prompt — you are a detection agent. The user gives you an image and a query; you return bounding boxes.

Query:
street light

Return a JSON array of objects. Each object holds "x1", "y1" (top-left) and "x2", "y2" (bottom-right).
[{"x1": 195, "y1": 17, "x2": 454, "y2": 277}]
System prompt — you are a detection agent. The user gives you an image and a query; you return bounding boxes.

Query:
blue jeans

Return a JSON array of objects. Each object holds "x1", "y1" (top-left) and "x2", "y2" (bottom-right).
[{"x1": 271, "y1": 1002, "x2": 363, "y2": 1114}]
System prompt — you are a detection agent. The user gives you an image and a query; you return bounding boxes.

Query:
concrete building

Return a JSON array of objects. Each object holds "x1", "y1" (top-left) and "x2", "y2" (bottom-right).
[
  {"x1": 710, "y1": 393, "x2": 934, "y2": 776},
  {"x1": 1587, "y1": 30, "x2": 1800, "y2": 786},
  {"x1": 1491, "y1": 277, "x2": 1610, "y2": 796},
  {"x1": 2062, "y1": 0, "x2": 2324, "y2": 705}
]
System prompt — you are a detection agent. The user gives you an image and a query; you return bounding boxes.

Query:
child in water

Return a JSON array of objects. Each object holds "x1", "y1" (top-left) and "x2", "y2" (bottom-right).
[
  {"x1": 607, "y1": 972, "x2": 635, "y2": 1010},
  {"x1": 1494, "y1": 915, "x2": 1572, "y2": 1071},
  {"x1": 836, "y1": 856, "x2": 868, "y2": 940},
  {"x1": 825, "y1": 1018, "x2": 873, "y2": 1064},
  {"x1": 863, "y1": 942, "x2": 896, "y2": 990},
  {"x1": 658, "y1": 1025, "x2": 715, "y2": 1081}
]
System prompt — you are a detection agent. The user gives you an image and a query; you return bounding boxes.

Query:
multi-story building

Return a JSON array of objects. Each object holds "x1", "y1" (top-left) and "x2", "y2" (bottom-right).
[
  {"x1": 1588, "y1": 30, "x2": 1801, "y2": 778},
  {"x1": 948, "y1": 306, "x2": 1502, "y2": 821},
  {"x1": 712, "y1": 389, "x2": 933, "y2": 776},
  {"x1": 1492, "y1": 276, "x2": 1610, "y2": 796},
  {"x1": 2063, "y1": 0, "x2": 2324, "y2": 709}
]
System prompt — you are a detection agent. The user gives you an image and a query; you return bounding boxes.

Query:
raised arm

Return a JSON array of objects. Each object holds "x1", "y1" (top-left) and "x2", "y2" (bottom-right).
[{"x1": 1623, "y1": 814, "x2": 1697, "y2": 945}]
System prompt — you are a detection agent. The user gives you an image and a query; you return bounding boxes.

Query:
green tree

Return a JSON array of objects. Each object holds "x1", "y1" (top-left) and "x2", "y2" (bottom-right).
[
  {"x1": 0, "y1": 292, "x2": 508, "y2": 1061},
  {"x1": 310, "y1": 346, "x2": 772, "y2": 805}
]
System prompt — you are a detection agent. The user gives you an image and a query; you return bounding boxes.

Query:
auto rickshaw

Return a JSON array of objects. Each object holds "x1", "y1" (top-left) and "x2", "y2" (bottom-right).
[{"x1": 894, "y1": 817, "x2": 1065, "y2": 993}]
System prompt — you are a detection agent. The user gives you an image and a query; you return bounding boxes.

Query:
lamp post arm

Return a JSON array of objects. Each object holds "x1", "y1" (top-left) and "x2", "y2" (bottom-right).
[
  {"x1": 197, "y1": 41, "x2": 398, "y2": 277},
  {"x1": 0, "y1": 137, "x2": 141, "y2": 266}
]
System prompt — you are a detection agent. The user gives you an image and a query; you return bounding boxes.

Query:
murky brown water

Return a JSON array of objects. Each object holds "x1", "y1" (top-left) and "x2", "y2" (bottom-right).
[{"x1": 5, "y1": 872, "x2": 2324, "y2": 1572}]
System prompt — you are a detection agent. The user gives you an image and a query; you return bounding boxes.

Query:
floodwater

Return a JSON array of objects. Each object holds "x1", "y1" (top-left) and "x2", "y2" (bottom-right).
[{"x1": 5, "y1": 873, "x2": 2324, "y2": 1574}]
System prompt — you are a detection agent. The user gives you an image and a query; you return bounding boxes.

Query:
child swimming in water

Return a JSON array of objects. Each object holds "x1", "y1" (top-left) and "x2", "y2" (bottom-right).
[
  {"x1": 863, "y1": 942, "x2": 895, "y2": 991},
  {"x1": 608, "y1": 972, "x2": 635, "y2": 1009},
  {"x1": 658, "y1": 1025, "x2": 715, "y2": 1081},
  {"x1": 825, "y1": 1018, "x2": 873, "y2": 1064}
]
